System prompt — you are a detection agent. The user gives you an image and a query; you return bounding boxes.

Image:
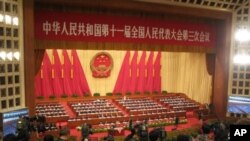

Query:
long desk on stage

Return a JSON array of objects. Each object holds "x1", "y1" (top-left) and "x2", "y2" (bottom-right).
[{"x1": 67, "y1": 111, "x2": 186, "y2": 128}]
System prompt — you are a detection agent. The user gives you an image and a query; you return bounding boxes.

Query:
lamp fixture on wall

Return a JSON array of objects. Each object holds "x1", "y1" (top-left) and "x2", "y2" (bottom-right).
[{"x1": 235, "y1": 27, "x2": 250, "y2": 42}]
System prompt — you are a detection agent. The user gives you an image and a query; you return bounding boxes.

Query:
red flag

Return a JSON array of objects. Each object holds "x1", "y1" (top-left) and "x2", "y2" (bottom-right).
[
  {"x1": 113, "y1": 51, "x2": 130, "y2": 94},
  {"x1": 153, "y1": 51, "x2": 161, "y2": 93},
  {"x1": 72, "y1": 50, "x2": 91, "y2": 95},
  {"x1": 136, "y1": 51, "x2": 146, "y2": 93},
  {"x1": 121, "y1": 51, "x2": 130, "y2": 94},
  {"x1": 35, "y1": 69, "x2": 42, "y2": 97},
  {"x1": 129, "y1": 51, "x2": 138, "y2": 94},
  {"x1": 62, "y1": 50, "x2": 73, "y2": 96},
  {"x1": 40, "y1": 51, "x2": 53, "y2": 98},
  {"x1": 51, "y1": 49, "x2": 63, "y2": 97},
  {"x1": 145, "y1": 52, "x2": 154, "y2": 92}
]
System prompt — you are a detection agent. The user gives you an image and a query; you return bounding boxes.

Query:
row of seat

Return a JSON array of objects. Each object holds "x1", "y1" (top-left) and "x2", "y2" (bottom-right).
[
  {"x1": 35, "y1": 103, "x2": 69, "y2": 118},
  {"x1": 69, "y1": 99, "x2": 124, "y2": 117},
  {"x1": 157, "y1": 96, "x2": 200, "y2": 111},
  {"x1": 116, "y1": 98, "x2": 173, "y2": 116},
  {"x1": 35, "y1": 95, "x2": 202, "y2": 125}
]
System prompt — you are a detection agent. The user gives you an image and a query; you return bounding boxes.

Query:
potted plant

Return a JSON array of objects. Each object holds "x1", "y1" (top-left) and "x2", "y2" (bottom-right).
[
  {"x1": 162, "y1": 90, "x2": 168, "y2": 95},
  {"x1": 84, "y1": 93, "x2": 90, "y2": 97},
  {"x1": 135, "y1": 91, "x2": 141, "y2": 95},
  {"x1": 49, "y1": 95, "x2": 56, "y2": 99},
  {"x1": 116, "y1": 93, "x2": 122, "y2": 96},
  {"x1": 106, "y1": 92, "x2": 113, "y2": 96},
  {"x1": 153, "y1": 91, "x2": 158, "y2": 95},
  {"x1": 93, "y1": 93, "x2": 100, "y2": 97},
  {"x1": 36, "y1": 95, "x2": 44, "y2": 99},
  {"x1": 72, "y1": 93, "x2": 78, "y2": 98},
  {"x1": 61, "y1": 94, "x2": 68, "y2": 98},
  {"x1": 126, "y1": 92, "x2": 131, "y2": 96}
]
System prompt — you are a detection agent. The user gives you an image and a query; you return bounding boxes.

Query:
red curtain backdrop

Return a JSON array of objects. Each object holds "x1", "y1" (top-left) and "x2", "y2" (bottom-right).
[
  {"x1": 153, "y1": 51, "x2": 161, "y2": 93},
  {"x1": 129, "y1": 51, "x2": 138, "y2": 94},
  {"x1": 145, "y1": 52, "x2": 154, "y2": 92},
  {"x1": 62, "y1": 50, "x2": 73, "y2": 96},
  {"x1": 51, "y1": 49, "x2": 63, "y2": 97},
  {"x1": 71, "y1": 50, "x2": 91, "y2": 95},
  {"x1": 136, "y1": 51, "x2": 146, "y2": 93},
  {"x1": 35, "y1": 51, "x2": 53, "y2": 98},
  {"x1": 113, "y1": 51, "x2": 130, "y2": 94}
]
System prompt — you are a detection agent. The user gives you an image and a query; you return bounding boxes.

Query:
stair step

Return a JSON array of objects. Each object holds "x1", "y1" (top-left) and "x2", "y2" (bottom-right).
[{"x1": 59, "y1": 102, "x2": 76, "y2": 118}]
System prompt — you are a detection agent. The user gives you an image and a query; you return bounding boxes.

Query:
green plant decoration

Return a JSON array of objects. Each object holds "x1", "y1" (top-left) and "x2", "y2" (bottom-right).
[
  {"x1": 135, "y1": 91, "x2": 141, "y2": 95},
  {"x1": 93, "y1": 93, "x2": 100, "y2": 97},
  {"x1": 49, "y1": 95, "x2": 55, "y2": 99},
  {"x1": 61, "y1": 94, "x2": 68, "y2": 98},
  {"x1": 36, "y1": 95, "x2": 44, "y2": 99},
  {"x1": 162, "y1": 90, "x2": 168, "y2": 95},
  {"x1": 72, "y1": 93, "x2": 78, "y2": 98},
  {"x1": 106, "y1": 92, "x2": 113, "y2": 96}
]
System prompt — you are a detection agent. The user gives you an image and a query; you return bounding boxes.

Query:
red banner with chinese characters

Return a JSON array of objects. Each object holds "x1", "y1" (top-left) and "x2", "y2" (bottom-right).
[{"x1": 35, "y1": 11, "x2": 216, "y2": 47}]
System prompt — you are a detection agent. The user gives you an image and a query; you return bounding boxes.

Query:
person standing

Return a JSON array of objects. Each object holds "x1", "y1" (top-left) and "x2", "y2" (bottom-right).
[
  {"x1": 175, "y1": 116, "x2": 179, "y2": 129},
  {"x1": 81, "y1": 123, "x2": 92, "y2": 141}
]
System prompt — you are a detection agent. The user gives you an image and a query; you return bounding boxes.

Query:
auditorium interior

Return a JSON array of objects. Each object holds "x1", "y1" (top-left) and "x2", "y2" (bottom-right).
[{"x1": 1, "y1": 0, "x2": 250, "y2": 140}]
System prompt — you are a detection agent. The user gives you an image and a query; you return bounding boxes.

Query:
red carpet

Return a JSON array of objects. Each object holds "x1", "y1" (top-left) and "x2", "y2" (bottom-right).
[
  {"x1": 60, "y1": 102, "x2": 76, "y2": 118},
  {"x1": 109, "y1": 99, "x2": 129, "y2": 116}
]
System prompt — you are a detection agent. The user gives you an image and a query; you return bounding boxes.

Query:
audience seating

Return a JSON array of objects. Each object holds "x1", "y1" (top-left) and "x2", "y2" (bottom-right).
[
  {"x1": 35, "y1": 94, "x2": 204, "y2": 128},
  {"x1": 157, "y1": 95, "x2": 200, "y2": 111},
  {"x1": 68, "y1": 99, "x2": 124, "y2": 119},
  {"x1": 35, "y1": 103, "x2": 69, "y2": 122}
]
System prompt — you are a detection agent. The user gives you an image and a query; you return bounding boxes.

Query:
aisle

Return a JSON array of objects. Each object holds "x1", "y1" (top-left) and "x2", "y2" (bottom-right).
[{"x1": 60, "y1": 102, "x2": 76, "y2": 118}]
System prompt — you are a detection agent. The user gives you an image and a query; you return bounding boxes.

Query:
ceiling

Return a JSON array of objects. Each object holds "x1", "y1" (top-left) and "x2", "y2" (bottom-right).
[{"x1": 135, "y1": 0, "x2": 249, "y2": 12}]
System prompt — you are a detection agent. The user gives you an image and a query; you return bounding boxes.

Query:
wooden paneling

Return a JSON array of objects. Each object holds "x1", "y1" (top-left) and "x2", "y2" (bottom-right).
[
  {"x1": 35, "y1": 40, "x2": 216, "y2": 53},
  {"x1": 213, "y1": 19, "x2": 232, "y2": 118},
  {"x1": 23, "y1": 0, "x2": 35, "y2": 115},
  {"x1": 34, "y1": 0, "x2": 230, "y2": 20}
]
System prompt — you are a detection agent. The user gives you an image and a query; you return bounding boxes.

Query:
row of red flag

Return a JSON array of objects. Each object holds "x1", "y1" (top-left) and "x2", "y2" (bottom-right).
[
  {"x1": 35, "y1": 50, "x2": 90, "y2": 97},
  {"x1": 113, "y1": 51, "x2": 161, "y2": 94},
  {"x1": 35, "y1": 50, "x2": 161, "y2": 97}
]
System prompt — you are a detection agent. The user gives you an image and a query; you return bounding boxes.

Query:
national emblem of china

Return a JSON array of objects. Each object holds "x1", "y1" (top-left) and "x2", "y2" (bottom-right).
[{"x1": 90, "y1": 52, "x2": 113, "y2": 78}]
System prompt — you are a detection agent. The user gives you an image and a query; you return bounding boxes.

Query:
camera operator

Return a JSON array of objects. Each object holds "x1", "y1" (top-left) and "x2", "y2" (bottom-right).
[
  {"x1": 81, "y1": 123, "x2": 93, "y2": 141},
  {"x1": 16, "y1": 116, "x2": 30, "y2": 141},
  {"x1": 104, "y1": 125, "x2": 115, "y2": 141},
  {"x1": 137, "y1": 119, "x2": 149, "y2": 141},
  {"x1": 124, "y1": 119, "x2": 138, "y2": 141},
  {"x1": 159, "y1": 126, "x2": 167, "y2": 141},
  {"x1": 149, "y1": 126, "x2": 167, "y2": 141}
]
